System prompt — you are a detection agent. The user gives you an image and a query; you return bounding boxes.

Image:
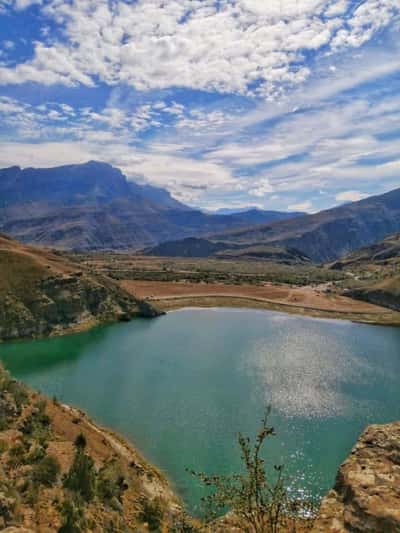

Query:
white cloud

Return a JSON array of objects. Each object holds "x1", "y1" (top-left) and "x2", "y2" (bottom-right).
[
  {"x1": 287, "y1": 200, "x2": 313, "y2": 212},
  {"x1": 2, "y1": 40, "x2": 15, "y2": 50},
  {"x1": 0, "y1": 6, "x2": 399, "y2": 212},
  {"x1": 14, "y1": 0, "x2": 41, "y2": 10},
  {"x1": 335, "y1": 190, "x2": 367, "y2": 202},
  {"x1": 248, "y1": 177, "x2": 274, "y2": 197},
  {"x1": 0, "y1": 0, "x2": 398, "y2": 98}
]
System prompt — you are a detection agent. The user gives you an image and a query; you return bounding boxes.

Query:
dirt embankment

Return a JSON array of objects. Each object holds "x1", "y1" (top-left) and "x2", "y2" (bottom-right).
[{"x1": 121, "y1": 280, "x2": 400, "y2": 325}]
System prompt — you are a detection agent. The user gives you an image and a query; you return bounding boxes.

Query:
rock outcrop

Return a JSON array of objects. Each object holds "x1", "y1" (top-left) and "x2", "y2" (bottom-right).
[
  {"x1": 313, "y1": 422, "x2": 400, "y2": 532},
  {"x1": 0, "y1": 233, "x2": 162, "y2": 342}
]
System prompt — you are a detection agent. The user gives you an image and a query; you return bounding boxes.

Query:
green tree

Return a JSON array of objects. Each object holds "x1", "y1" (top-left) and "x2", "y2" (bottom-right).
[{"x1": 63, "y1": 444, "x2": 96, "y2": 502}]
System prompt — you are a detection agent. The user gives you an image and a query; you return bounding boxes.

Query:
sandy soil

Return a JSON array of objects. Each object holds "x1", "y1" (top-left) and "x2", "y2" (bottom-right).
[{"x1": 121, "y1": 280, "x2": 400, "y2": 325}]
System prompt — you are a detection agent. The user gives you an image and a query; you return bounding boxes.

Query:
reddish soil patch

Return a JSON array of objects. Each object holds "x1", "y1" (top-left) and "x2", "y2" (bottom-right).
[{"x1": 120, "y1": 280, "x2": 390, "y2": 315}]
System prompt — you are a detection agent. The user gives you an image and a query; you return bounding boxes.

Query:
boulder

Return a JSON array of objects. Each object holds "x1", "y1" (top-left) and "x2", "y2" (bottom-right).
[{"x1": 313, "y1": 422, "x2": 400, "y2": 532}]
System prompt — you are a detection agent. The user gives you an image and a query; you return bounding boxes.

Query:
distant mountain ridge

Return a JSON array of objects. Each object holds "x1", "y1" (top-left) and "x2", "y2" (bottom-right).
[
  {"x1": 0, "y1": 161, "x2": 302, "y2": 250},
  {"x1": 213, "y1": 207, "x2": 305, "y2": 217},
  {"x1": 0, "y1": 160, "x2": 187, "y2": 210},
  {"x1": 209, "y1": 187, "x2": 400, "y2": 262},
  {"x1": 146, "y1": 187, "x2": 400, "y2": 262},
  {"x1": 146, "y1": 236, "x2": 311, "y2": 264}
]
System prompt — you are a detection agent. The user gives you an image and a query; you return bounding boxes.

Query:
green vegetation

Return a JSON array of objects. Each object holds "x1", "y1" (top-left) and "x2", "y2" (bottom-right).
[
  {"x1": 190, "y1": 409, "x2": 315, "y2": 532},
  {"x1": 138, "y1": 497, "x2": 165, "y2": 531},
  {"x1": 20, "y1": 399, "x2": 52, "y2": 445},
  {"x1": 74, "y1": 252, "x2": 345, "y2": 287},
  {"x1": 97, "y1": 459, "x2": 127, "y2": 506},
  {"x1": 0, "y1": 366, "x2": 29, "y2": 431},
  {"x1": 58, "y1": 496, "x2": 88, "y2": 533},
  {"x1": 64, "y1": 434, "x2": 96, "y2": 502},
  {"x1": 32, "y1": 455, "x2": 61, "y2": 487}
]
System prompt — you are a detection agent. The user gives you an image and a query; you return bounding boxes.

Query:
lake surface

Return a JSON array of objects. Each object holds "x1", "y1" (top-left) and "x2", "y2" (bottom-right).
[{"x1": 1, "y1": 308, "x2": 400, "y2": 514}]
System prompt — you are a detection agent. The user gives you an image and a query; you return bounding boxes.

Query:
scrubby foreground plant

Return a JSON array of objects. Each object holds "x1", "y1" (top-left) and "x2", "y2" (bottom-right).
[{"x1": 189, "y1": 408, "x2": 316, "y2": 533}]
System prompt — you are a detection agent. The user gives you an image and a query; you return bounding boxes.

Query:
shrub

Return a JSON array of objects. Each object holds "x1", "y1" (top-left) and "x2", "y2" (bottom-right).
[
  {"x1": 97, "y1": 460, "x2": 126, "y2": 505},
  {"x1": 58, "y1": 496, "x2": 87, "y2": 533},
  {"x1": 74, "y1": 433, "x2": 86, "y2": 450},
  {"x1": 63, "y1": 448, "x2": 96, "y2": 502},
  {"x1": 0, "y1": 439, "x2": 9, "y2": 454},
  {"x1": 170, "y1": 513, "x2": 200, "y2": 532},
  {"x1": 26, "y1": 444, "x2": 47, "y2": 464},
  {"x1": 20, "y1": 400, "x2": 51, "y2": 445},
  {"x1": 24, "y1": 484, "x2": 39, "y2": 506},
  {"x1": 0, "y1": 414, "x2": 8, "y2": 431},
  {"x1": 138, "y1": 497, "x2": 165, "y2": 531},
  {"x1": 7, "y1": 440, "x2": 29, "y2": 468},
  {"x1": 189, "y1": 408, "x2": 316, "y2": 533},
  {"x1": 32, "y1": 455, "x2": 60, "y2": 487},
  {"x1": 7, "y1": 380, "x2": 29, "y2": 411}
]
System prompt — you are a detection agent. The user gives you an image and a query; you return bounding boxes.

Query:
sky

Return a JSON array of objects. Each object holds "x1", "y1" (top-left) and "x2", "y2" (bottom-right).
[{"x1": 0, "y1": 0, "x2": 399, "y2": 213}]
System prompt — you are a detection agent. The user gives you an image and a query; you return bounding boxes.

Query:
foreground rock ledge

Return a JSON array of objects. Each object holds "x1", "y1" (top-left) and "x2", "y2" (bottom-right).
[{"x1": 312, "y1": 421, "x2": 400, "y2": 532}]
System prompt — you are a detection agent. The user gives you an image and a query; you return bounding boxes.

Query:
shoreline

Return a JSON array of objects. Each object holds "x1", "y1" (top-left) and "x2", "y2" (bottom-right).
[
  {"x1": 149, "y1": 294, "x2": 400, "y2": 327},
  {"x1": 59, "y1": 402, "x2": 181, "y2": 510},
  {"x1": 2, "y1": 293, "x2": 399, "y2": 347}
]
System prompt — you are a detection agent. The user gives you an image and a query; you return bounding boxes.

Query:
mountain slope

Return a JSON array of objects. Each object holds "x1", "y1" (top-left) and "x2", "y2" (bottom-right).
[
  {"x1": 330, "y1": 232, "x2": 400, "y2": 270},
  {"x1": 331, "y1": 233, "x2": 400, "y2": 312},
  {"x1": 0, "y1": 162, "x2": 301, "y2": 250},
  {"x1": 210, "y1": 187, "x2": 400, "y2": 262},
  {"x1": 346, "y1": 276, "x2": 400, "y2": 312},
  {"x1": 146, "y1": 236, "x2": 311, "y2": 264},
  {"x1": 0, "y1": 234, "x2": 158, "y2": 341}
]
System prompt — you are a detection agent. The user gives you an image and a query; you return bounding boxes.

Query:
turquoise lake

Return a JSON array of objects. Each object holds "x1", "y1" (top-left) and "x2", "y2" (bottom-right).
[{"x1": 1, "y1": 308, "x2": 400, "y2": 514}]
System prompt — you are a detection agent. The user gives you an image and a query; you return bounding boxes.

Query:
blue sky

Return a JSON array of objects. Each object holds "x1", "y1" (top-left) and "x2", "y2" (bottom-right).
[{"x1": 0, "y1": 0, "x2": 399, "y2": 212}]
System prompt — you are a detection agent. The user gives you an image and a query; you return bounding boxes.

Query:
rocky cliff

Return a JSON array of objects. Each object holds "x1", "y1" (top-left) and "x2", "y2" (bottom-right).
[
  {"x1": 313, "y1": 421, "x2": 400, "y2": 532},
  {"x1": 0, "y1": 234, "x2": 160, "y2": 342}
]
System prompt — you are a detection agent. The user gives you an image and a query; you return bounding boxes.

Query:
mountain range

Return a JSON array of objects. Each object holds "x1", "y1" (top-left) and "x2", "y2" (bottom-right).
[
  {"x1": 148, "y1": 187, "x2": 400, "y2": 262},
  {"x1": 0, "y1": 161, "x2": 301, "y2": 250},
  {"x1": 1, "y1": 161, "x2": 399, "y2": 263}
]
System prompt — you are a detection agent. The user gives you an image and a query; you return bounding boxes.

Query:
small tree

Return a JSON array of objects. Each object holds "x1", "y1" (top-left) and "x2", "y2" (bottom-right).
[
  {"x1": 32, "y1": 454, "x2": 60, "y2": 487},
  {"x1": 58, "y1": 496, "x2": 86, "y2": 533},
  {"x1": 74, "y1": 433, "x2": 87, "y2": 451},
  {"x1": 189, "y1": 408, "x2": 314, "y2": 533},
  {"x1": 63, "y1": 439, "x2": 96, "y2": 502}
]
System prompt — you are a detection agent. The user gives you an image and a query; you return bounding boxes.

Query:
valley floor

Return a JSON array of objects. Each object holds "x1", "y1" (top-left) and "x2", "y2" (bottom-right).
[{"x1": 121, "y1": 280, "x2": 400, "y2": 326}]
